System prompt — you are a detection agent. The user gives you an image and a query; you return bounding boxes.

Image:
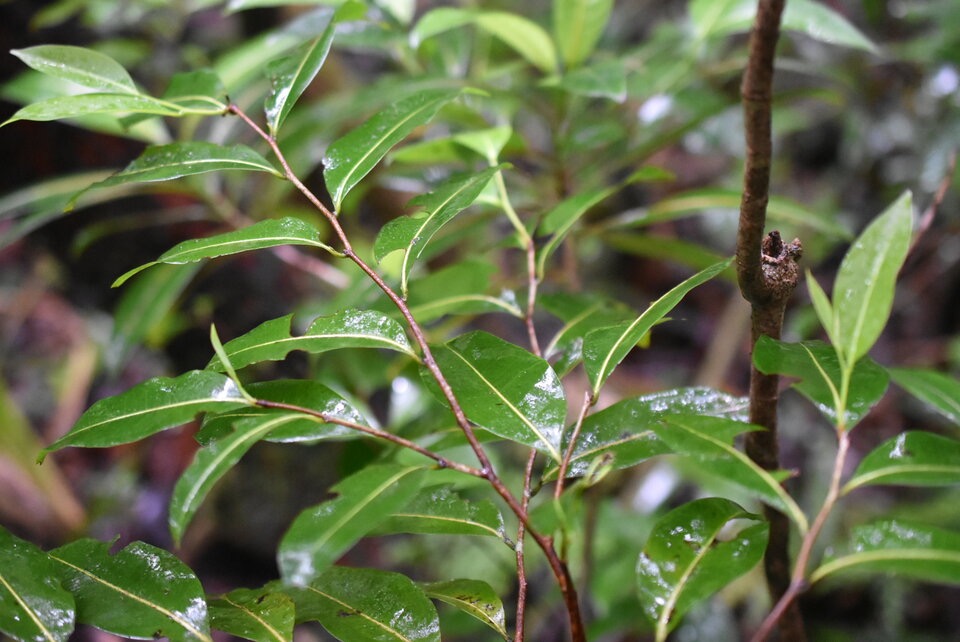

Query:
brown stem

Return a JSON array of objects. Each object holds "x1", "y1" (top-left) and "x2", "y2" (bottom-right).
[
  {"x1": 555, "y1": 390, "x2": 593, "y2": 499},
  {"x1": 514, "y1": 449, "x2": 538, "y2": 642}
]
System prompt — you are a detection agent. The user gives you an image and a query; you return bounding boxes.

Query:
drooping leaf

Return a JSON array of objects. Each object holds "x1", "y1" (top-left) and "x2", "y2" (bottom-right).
[
  {"x1": 41, "y1": 370, "x2": 249, "y2": 456},
  {"x1": 833, "y1": 191, "x2": 913, "y2": 363},
  {"x1": 323, "y1": 88, "x2": 461, "y2": 212},
  {"x1": 583, "y1": 259, "x2": 730, "y2": 398},
  {"x1": 49, "y1": 539, "x2": 210, "y2": 642},
  {"x1": 11, "y1": 45, "x2": 139, "y2": 94},
  {"x1": 265, "y1": 21, "x2": 336, "y2": 136},
  {"x1": 278, "y1": 465, "x2": 424, "y2": 585},
  {"x1": 427, "y1": 331, "x2": 565, "y2": 461},
  {"x1": 752, "y1": 337, "x2": 889, "y2": 429},
  {"x1": 374, "y1": 167, "x2": 500, "y2": 296},
  {"x1": 653, "y1": 415, "x2": 808, "y2": 532},
  {"x1": 113, "y1": 218, "x2": 332, "y2": 287},
  {"x1": 374, "y1": 486, "x2": 505, "y2": 539},
  {"x1": 208, "y1": 588, "x2": 294, "y2": 642},
  {"x1": 553, "y1": 0, "x2": 614, "y2": 67},
  {"x1": 843, "y1": 432, "x2": 960, "y2": 493},
  {"x1": 636, "y1": 498, "x2": 768, "y2": 641},
  {"x1": 286, "y1": 567, "x2": 440, "y2": 642},
  {"x1": 420, "y1": 579, "x2": 507, "y2": 640},
  {"x1": 2, "y1": 93, "x2": 183, "y2": 127},
  {"x1": 889, "y1": 367, "x2": 960, "y2": 428},
  {"x1": 0, "y1": 525, "x2": 75, "y2": 642},
  {"x1": 811, "y1": 520, "x2": 960, "y2": 586}
]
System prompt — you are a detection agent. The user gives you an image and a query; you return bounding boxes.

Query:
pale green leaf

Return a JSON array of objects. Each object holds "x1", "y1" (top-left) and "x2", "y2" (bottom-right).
[
  {"x1": 553, "y1": 0, "x2": 614, "y2": 67},
  {"x1": 474, "y1": 12, "x2": 559, "y2": 73},
  {"x1": 2, "y1": 93, "x2": 181, "y2": 126},
  {"x1": 11, "y1": 45, "x2": 138, "y2": 93},
  {"x1": 208, "y1": 589, "x2": 294, "y2": 642},
  {"x1": 889, "y1": 367, "x2": 960, "y2": 428}
]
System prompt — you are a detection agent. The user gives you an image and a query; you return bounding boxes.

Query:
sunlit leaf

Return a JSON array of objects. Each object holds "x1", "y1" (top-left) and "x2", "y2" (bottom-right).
[
  {"x1": 278, "y1": 465, "x2": 424, "y2": 585},
  {"x1": 553, "y1": 0, "x2": 614, "y2": 67},
  {"x1": 11, "y1": 45, "x2": 138, "y2": 94},
  {"x1": 0, "y1": 525, "x2": 75, "y2": 642},
  {"x1": 50, "y1": 539, "x2": 210, "y2": 642},
  {"x1": 208, "y1": 588, "x2": 294, "y2": 642},
  {"x1": 374, "y1": 486, "x2": 505, "y2": 539},
  {"x1": 421, "y1": 579, "x2": 507, "y2": 640},
  {"x1": 843, "y1": 432, "x2": 960, "y2": 493},
  {"x1": 265, "y1": 21, "x2": 336, "y2": 136},
  {"x1": 636, "y1": 498, "x2": 767, "y2": 641},
  {"x1": 889, "y1": 367, "x2": 960, "y2": 428}
]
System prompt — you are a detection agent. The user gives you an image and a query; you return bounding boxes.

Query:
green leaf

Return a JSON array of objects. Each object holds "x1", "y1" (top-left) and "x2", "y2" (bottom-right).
[
  {"x1": 113, "y1": 218, "x2": 332, "y2": 287},
  {"x1": 41, "y1": 371, "x2": 249, "y2": 456},
  {"x1": 323, "y1": 88, "x2": 461, "y2": 212},
  {"x1": 420, "y1": 579, "x2": 507, "y2": 640},
  {"x1": 405, "y1": 261, "x2": 523, "y2": 322},
  {"x1": 207, "y1": 309, "x2": 416, "y2": 371},
  {"x1": 843, "y1": 432, "x2": 960, "y2": 493},
  {"x1": 636, "y1": 498, "x2": 768, "y2": 641},
  {"x1": 752, "y1": 337, "x2": 889, "y2": 429},
  {"x1": 208, "y1": 589, "x2": 294, "y2": 642},
  {"x1": 583, "y1": 259, "x2": 730, "y2": 398},
  {"x1": 374, "y1": 486, "x2": 505, "y2": 538},
  {"x1": 428, "y1": 331, "x2": 565, "y2": 461},
  {"x1": 50, "y1": 539, "x2": 211, "y2": 642},
  {"x1": 0, "y1": 525, "x2": 75, "y2": 642},
  {"x1": 654, "y1": 415, "x2": 808, "y2": 532},
  {"x1": 833, "y1": 191, "x2": 913, "y2": 363},
  {"x1": 278, "y1": 465, "x2": 424, "y2": 585},
  {"x1": 536, "y1": 184, "x2": 619, "y2": 280},
  {"x1": 553, "y1": 0, "x2": 613, "y2": 67},
  {"x1": 286, "y1": 567, "x2": 440, "y2": 642},
  {"x1": 552, "y1": 58, "x2": 627, "y2": 101},
  {"x1": 540, "y1": 292, "x2": 634, "y2": 376},
  {"x1": 11, "y1": 45, "x2": 138, "y2": 94},
  {"x1": 2, "y1": 93, "x2": 182, "y2": 127},
  {"x1": 161, "y1": 69, "x2": 228, "y2": 112},
  {"x1": 474, "y1": 12, "x2": 559, "y2": 73},
  {"x1": 806, "y1": 271, "x2": 838, "y2": 347},
  {"x1": 889, "y1": 367, "x2": 960, "y2": 428},
  {"x1": 374, "y1": 167, "x2": 500, "y2": 296},
  {"x1": 265, "y1": 22, "x2": 336, "y2": 136},
  {"x1": 812, "y1": 520, "x2": 960, "y2": 585}
]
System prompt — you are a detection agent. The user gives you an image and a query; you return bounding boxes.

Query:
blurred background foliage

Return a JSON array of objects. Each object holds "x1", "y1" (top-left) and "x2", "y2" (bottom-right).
[{"x1": 1, "y1": 0, "x2": 959, "y2": 640}]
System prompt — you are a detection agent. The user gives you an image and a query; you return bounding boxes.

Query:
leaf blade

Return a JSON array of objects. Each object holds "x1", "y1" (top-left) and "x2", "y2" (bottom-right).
[
  {"x1": 265, "y1": 22, "x2": 336, "y2": 136},
  {"x1": 11, "y1": 45, "x2": 138, "y2": 94},
  {"x1": 843, "y1": 431, "x2": 960, "y2": 493},
  {"x1": 420, "y1": 579, "x2": 506, "y2": 640}
]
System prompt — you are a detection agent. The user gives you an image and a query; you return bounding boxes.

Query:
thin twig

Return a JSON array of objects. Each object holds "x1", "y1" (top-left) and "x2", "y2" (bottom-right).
[
  {"x1": 514, "y1": 449, "x2": 538, "y2": 642},
  {"x1": 555, "y1": 390, "x2": 593, "y2": 499},
  {"x1": 524, "y1": 239, "x2": 542, "y2": 356}
]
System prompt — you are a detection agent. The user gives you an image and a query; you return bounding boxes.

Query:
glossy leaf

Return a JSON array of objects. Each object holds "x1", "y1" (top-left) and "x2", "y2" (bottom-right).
[
  {"x1": 323, "y1": 88, "x2": 461, "y2": 212},
  {"x1": 113, "y1": 218, "x2": 331, "y2": 287},
  {"x1": 553, "y1": 0, "x2": 614, "y2": 67},
  {"x1": 2, "y1": 93, "x2": 182, "y2": 126},
  {"x1": 208, "y1": 589, "x2": 294, "y2": 642},
  {"x1": 540, "y1": 292, "x2": 634, "y2": 376},
  {"x1": 374, "y1": 486, "x2": 505, "y2": 539},
  {"x1": 843, "y1": 432, "x2": 960, "y2": 493},
  {"x1": 420, "y1": 579, "x2": 506, "y2": 640},
  {"x1": 637, "y1": 498, "x2": 767, "y2": 640},
  {"x1": 654, "y1": 415, "x2": 807, "y2": 532},
  {"x1": 11, "y1": 45, "x2": 138, "y2": 93},
  {"x1": 0, "y1": 526, "x2": 74, "y2": 642},
  {"x1": 278, "y1": 465, "x2": 424, "y2": 585},
  {"x1": 833, "y1": 191, "x2": 913, "y2": 363},
  {"x1": 753, "y1": 337, "x2": 889, "y2": 429},
  {"x1": 41, "y1": 371, "x2": 249, "y2": 456},
  {"x1": 49, "y1": 539, "x2": 210, "y2": 642},
  {"x1": 288, "y1": 567, "x2": 440, "y2": 642},
  {"x1": 536, "y1": 184, "x2": 619, "y2": 279},
  {"x1": 265, "y1": 22, "x2": 336, "y2": 136},
  {"x1": 812, "y1": 520, "x2": 960, "y2": 586},
  {"x1": 428, "y1": 331, "x2": 565, "y2": 461},
  {"x1": 374, "y1": 167, "x2": 500, "y2": 296},
  {"x1": 583, "y1": 259, "x2": 730, "y2": 398},
  {"x1": 889, "y1": 367, "x2": 960, "y2": 428}
]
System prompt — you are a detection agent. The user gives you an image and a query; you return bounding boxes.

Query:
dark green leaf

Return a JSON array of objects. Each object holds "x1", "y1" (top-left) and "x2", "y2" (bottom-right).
[
  {"x1": 889, "y1": 367, "x2": 960, "y2": 428},
  {"x1": 552, "y1": 58, "x2": 627, "y2": 101},
  {"x1": 405, "y1": 261, "x2": 522, "y2": 322},
  {"x1": 11, "y1": 45, "x2": 138, "y2": 93},
  {"x1": 553, "y1": 0, "x2": 614, "y2": 67},
  {"x1": 265, "y1": 22, "x2": 336, "y2": 136},
  {"x1": 208, "y1": 588, "x2": 294, "y2": 642},
  {"x1": 3, "y1": 93, "x2": 182, "y2": 126},
  {"x1": 0, "y1": 525, "x2": 74, "y2": 642},
  {"x1": 374, "y1": 486, "x2": 505, "y2": 538},
  {"x1": 540, "y1": 292, "x2": 634, "y2": 376},
  {"x1": 50, "y1": 539, "x2": 210, "y2": 642},
  {"x1": 536, "y1": 184, "x2": 619, "y2": 279},
  {"x1": 636, "y1": 498, "x2": 767, "y2": 640},
  {"x1": 41, "y1": 371, "x2": 249, "y2": 456},
  {"x1": 844, "y1": 432, "x2": 960, "y2": 493},
  {"x1": 161, "y1": 69, "x2": 228, "y2": 112},
  {"x1": 428, "y1": 331, "x2": 565, "y2": 461},
  {"x1": 420, "y1": 579, "x2": 506, "y2": 640},
  {"x1": 278, "y1": 465, "x2": 424, "y2": 585},
  {"x1": 323, "y1": 89, "x2": 461, "y2": 212},
  {"x1": 812, "y1": 520, "x2": 960, "y2": 586},
  {"x1": 752, "y1": 337, "x2": 889, "y2": 429}
]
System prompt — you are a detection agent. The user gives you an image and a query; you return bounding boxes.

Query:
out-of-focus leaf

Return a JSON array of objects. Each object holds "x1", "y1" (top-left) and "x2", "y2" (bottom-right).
[
  {"x1": 323, "y1": 88, "x2": 461, "y2": 212},
  {"x1": 50, "y1": 539, "x2": 210, "y2": 642},
  {"x1": 428, "y1": 331, "x2": 565, "y2": 461},
  {"x1": 265, "y1": 21, "x2": 336, "y2": 136},
  {"x1": 208, "y1": 589, "x2": 294, "y2": 642},
  {"x1": 374, "y1": 486, "x2": 505, "y2": 538},
  {"x1": 583, "y1": 260, "x2": 730, "y2": 398},
  {"x1": 601, "y1": 233, "x2": 732, "y2": 277},
  {"x1": 405, "y1": 261, "x2": 523, "y2": 321},
  {"x1": 843, "y1": 432, "x2": 960, "y2": 493},
  {"x1": 11, "y1": 45, "x2": 138, "y2": 93},
  {"x1": 41, "y1": 371, "x2": 249, "y2": 456},
  {"x1": 540, "y1": 292, "x2": 634, "y2": 377},
  {"x1": 812, "y1": 520, "x2": 960, "y2": 585},
  {"x1": 536, "y1": 184, "x2": 619, "y2": 279},
  {"x1": 113, "y1": 218, "x2": 331, "y2": 287},
  {"x1": 2, "y1": 93, "x2": 182, "y2": 126},
  {"x1": 552, "y1": 58, "x2": 627, "y2": 101},
  {"x1": 636, "y1": 498, "x2": 767, "y2": 641},
  {"x1": 161, "y1": 69, "x2": 228, "y2": 111},
  {"x1": 889, "y1": 367, "x2": 960, "y2": 428},
  {"x1": 420, "y1": 579, "x2": 507, "y2": 640},
  {"x1": 752, "y1": 337, "x2": 889, "y2": 429},
  {"x1": 0, "y1": 525, "x2": 75, "y2": 642},
  {"x1": 278, "y1": 465, "x2": 424, "y2": 585},
  {"x1": 553, "y1": 0, "x2": 614, "y2": 67}
]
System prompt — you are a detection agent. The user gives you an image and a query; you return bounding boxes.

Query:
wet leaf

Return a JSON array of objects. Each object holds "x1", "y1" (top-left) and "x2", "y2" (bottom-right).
[
  {"x1": 540, "y1": 292, "x2": 634, "y2": 377},
  {"x1": 636, "y1": 498, "x2": 767, "y2": 641},
  {"x1": 374, "y1": 486, "x2": 505, "y2": 539},
  {"x1": 278, "y1": 465, "x2": 424, "y2": 585},
  {"x1": 843, "y1": 432, "x2": 960, "y2": 493},
  {"x1": 420, "y1": 579, "x2": 506, "y2": 640},
  {"x1": 3, "y1": 93, "x2": 182, "y2": 126},
  {"x1": 553, "y1": 0, "x2": 614, "y2": 67},
  {"x1": 265, "y1": 21, "x2": 336, "y2": 136},
  {"x1": 208, "y1": 588, "x2": 294, "y2": 642},
  {"x1": 11, "y1": 45, "x2": 138, "y2": 93},
  {"x1": 889, "y1": 367, "x2": 960, "y2": 428},
  {"x1": 49, "y1": 539, "x2": 210, "y2": 642}
]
